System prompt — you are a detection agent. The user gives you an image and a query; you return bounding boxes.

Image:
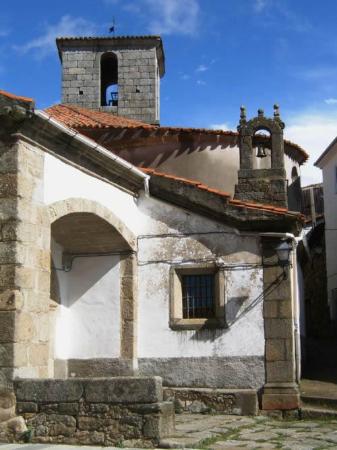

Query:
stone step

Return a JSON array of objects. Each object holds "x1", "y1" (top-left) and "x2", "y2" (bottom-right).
[
  {"x1": 301, "y1": 395, "x2": 337, "y2": 410},
  {"x1": 300, "y1": 406, "x2": 337, "y2": 419}
]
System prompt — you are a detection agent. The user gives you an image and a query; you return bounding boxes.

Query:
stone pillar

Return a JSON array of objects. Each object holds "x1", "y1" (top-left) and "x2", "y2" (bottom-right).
[
  {"x1": 0, "y1": 139, "x2": 28, "y2": 440},
  {"x1": 14, "y1": 139, "x2": 51, "y2": 379},
  {"x1": 120, "y1": 253, "x2": 138, "y2": 374},
  {"x1": 261, "y1": 237, "x2": 299, "y2": 410}
]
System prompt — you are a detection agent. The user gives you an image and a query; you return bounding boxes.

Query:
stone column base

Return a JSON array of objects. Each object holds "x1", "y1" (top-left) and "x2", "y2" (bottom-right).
[{"x1": 262, "y1": 383, "x2": 300, "y2": 410}]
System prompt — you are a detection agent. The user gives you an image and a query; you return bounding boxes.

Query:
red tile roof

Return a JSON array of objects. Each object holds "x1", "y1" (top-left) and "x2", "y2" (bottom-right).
[
  {"x1": 45, "y1": 104, "x2": 308, "y2": 164},
  {"x1": 0, "y1": 89, "x2": 33, "y2": 103},
  {"x1": 141, "y1": 167, "x2": 302, "y2": 218},
  {"x1": 45, "y1": 104, "x2": 154, "y2": 129}
]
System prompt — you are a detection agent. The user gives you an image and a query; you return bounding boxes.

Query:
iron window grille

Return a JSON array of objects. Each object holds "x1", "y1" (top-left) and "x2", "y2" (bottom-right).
[{"x1": 182, "y1": 274, "x2": 215, "y2": 319}]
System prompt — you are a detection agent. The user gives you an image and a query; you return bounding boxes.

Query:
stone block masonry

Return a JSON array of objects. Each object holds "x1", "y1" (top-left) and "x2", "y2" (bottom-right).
[
  {"x1": 14, "y1": 377, "x2": 175, "y2": 447},
  {"x1": 58, "y1": 37, "x2": 164, "y2": 124}
]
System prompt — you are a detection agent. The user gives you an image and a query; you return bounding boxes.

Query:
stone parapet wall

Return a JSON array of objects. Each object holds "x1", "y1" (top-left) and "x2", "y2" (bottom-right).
[{"x1": 14, "y1": 377, "x2": 174, "y2": 447}]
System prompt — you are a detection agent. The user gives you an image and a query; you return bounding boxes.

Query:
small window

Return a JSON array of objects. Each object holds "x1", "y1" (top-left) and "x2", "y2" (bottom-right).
[
  {"x1": 170, "y1": 264, "x2": 226, "y2": 330},
  {"x1": 182, "y1": 274, "x2": 214, "y2": 319}
]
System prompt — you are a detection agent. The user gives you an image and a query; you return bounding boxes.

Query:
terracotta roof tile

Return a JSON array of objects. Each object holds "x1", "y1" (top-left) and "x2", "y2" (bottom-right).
[
  {"x1": 45, "y1": 104, "x2": 155, "y2": 130},
  {"x1": 140, "y1": 167, "x2": 230, "y2": 194},
  {"x1": 45, "y1": 104, "x2": 308, "y2": 164},
  {"x1": 142, "y1": 167, "x2": 303, "y2": 219},
  {"x1": 0, "y1": 89, "x2": 33, "y2": 103}
]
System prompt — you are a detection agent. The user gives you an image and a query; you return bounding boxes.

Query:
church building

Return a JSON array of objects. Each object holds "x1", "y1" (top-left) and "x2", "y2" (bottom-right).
[{"x1": 0, "y1": 35, "x2": 308, "y2": 446}]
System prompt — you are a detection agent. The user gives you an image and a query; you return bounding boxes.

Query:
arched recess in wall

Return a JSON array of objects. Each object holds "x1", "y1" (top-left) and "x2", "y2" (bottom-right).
[
  {"x1": 48, "y1": 198, "x2": 136, "y2": 250},
  {"x1": 101, "y1": 52, "x2": 118, "y2": 107},
  {"x1": 47, "y1": 198, "x2": 137, "y2": 365},
  {"x1": 291, "y1": 166, "x2": 299, "y2": 182}
]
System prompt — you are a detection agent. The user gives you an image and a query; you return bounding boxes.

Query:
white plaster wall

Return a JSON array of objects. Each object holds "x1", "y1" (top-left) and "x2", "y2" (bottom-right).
[
  {"x1": 137, "y1": 234, "x2": 264, "y2": 358},
  {"x1": 156, "y1": 144, "x2": 300, "y2": 199},
  {"x1": 44, "y1": 153, "x2": 265, "y2": 360},
  {"x1": 321, "y1": 148, "x2": 337, "y2": 319},
  {"x1": 52, "y1": 239, "x2": 120, "y2": 359}
]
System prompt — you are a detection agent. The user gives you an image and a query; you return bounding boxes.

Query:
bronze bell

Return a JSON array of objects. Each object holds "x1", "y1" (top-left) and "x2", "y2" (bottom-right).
[{"x1": 256, "y1": 144, "x2": 267, "y2": 158}]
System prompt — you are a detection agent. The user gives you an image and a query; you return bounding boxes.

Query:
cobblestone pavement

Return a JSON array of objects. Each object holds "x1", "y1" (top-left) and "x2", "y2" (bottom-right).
[
  {"x1": 2, "y1": 414, "x2": 337, "y2": 449},
  {"x1": 161, "y1": 414, "x2": 337, "y2": 449}
]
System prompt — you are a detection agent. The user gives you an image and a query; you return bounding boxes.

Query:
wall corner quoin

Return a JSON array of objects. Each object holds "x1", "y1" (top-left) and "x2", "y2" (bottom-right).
[{"x1": 261, "y1": 237, "x2": 299, "y2": 411}]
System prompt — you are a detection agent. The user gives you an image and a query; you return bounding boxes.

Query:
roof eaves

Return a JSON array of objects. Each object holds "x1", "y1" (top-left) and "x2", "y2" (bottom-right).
[
  {"x1": 314, "y1": 135, "x2": 337, "y2": 168},
  {"x1": 35, "y1": 109, "x2": 149, "y2": 188}
]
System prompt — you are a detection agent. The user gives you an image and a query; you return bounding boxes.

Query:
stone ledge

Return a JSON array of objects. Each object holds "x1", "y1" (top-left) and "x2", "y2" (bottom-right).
[
  {"x1": 15, "y1": 377, "x2": 163, "y2": 404},
  {"x1": 85, "y1": 377, "x2": 163, "y2": 403}
]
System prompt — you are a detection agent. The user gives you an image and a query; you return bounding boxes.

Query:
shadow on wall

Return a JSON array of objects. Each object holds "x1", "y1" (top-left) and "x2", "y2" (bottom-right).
[{"x1": 189, "y1": 271, "x2": 285, "y2": 343}]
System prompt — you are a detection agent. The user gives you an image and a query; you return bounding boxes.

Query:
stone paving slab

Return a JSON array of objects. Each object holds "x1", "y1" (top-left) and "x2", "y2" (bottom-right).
[{"x1": 162, "y1": 414, "x2": 337, "y2": 449}]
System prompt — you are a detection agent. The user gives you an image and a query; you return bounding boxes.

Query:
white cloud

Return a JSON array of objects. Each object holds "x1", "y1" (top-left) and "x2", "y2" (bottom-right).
[
  {"x1": 210, "y1": 122, "x2": 230, "y2": 131},
  {"x1": 14, "y1": 15, "x2": 98, "y2": 59},
  {"x1": 196, "y1": 64, "x2": 208, "y2": 72},
  {"x1": 295, "y1": 67, "x2": 337, "y2": 81},
  {"x1": 196, "y1": 79, "x2": 206, "y2": 86},
  {"x1": 285, "y1": 111, "x2": 337, "y2": 186},
  {"x1": 325, "y1": 98, "x2": 337, "y2": 105},
  {"x1": 144, "y1": 0, "x2": 199, "y2": 35},
  {"x1": 254, "y1": 0, "x2": 270, "y2": 13},
  {"x1": 0, "y1": 29, "x2": 10, "y2": 38}
]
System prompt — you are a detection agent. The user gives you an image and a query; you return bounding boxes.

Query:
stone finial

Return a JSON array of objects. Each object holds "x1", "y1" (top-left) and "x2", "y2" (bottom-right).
[
  {"x1": 240, "y1": 105, "x2": 246, "y2": 121},
  {"x1": 274, "y1": 104, "x2": 280, "y2": 118},
  {"x1": 258, "y1": 108, "x2": 264, "y2": 118}
]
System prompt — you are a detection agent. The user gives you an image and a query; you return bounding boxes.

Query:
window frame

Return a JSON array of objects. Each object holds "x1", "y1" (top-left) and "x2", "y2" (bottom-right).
[{"x1": 169, "y1": 263, "x2": 226, "y2": 330}]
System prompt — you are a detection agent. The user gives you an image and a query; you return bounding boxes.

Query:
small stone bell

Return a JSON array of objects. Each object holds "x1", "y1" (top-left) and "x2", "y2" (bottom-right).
[{"x1": 256, "y1": 144, "x2": 267, "y2": 158}]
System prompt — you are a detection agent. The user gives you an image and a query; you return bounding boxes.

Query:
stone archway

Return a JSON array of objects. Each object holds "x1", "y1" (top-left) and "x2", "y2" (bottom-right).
[
  {"x1": 48, "y1": 198, "x2": 136, "y2": 251},
  {"x1": 48, "y1": 198, "x2": 138, "y2": 377}
]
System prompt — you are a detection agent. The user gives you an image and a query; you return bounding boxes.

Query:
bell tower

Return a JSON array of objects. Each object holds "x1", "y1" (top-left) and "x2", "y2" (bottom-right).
[
  {"x1": 56, "y1": 36, "x2": 165, "y2": 124},
  {"x1": 234, "y1": 105, "x2": 288, "y2": 208}
]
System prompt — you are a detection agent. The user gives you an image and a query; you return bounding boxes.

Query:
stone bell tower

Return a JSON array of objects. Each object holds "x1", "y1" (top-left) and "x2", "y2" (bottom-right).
[
  {"x1": 234, "y1": 105, "x2": 288, "y2": 208},
  {"x1": 56, "y1": 36, "x2": 165, "y2": 124}
]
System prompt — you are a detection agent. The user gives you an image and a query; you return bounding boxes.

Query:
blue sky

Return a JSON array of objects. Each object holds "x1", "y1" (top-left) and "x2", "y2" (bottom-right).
[{"x1": 1, "y1": 0, "x2": 337, "y2": 185}]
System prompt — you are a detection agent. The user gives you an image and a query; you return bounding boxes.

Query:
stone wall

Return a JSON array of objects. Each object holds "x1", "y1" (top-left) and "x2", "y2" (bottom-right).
[
  {"x1": 164, "y1": 387, "x2": 258, "y2": 416},
  {"x1": 59, "y1": 38, "x2": 161, "y2": 124},
  {"x1": 14, "y1": 377, "x2": 174, "y2": 447},
  {"x1": 0, "y1": 136, "x2": 50, "y2": 441}
]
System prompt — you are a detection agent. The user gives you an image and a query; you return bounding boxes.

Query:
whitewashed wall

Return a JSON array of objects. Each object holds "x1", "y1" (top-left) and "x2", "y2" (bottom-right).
[
  {"x1": 51, "y1": 239, "x2": 120, "y2": 359},
  {"x1": 43, "y1": 152, "x2": 265, "y2": 387},
  {"x1": 321, "y1": 148, "x2": 337, "y2": 319}
]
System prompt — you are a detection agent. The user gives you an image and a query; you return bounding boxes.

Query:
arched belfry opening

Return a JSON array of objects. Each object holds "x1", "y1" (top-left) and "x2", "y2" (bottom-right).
[
  {"x1": 101, "y1": 52, "x2": 118, "y2": 107},
  {"x1": 253, "y1": 128, "x2": 272, "y2": 170},
  {"x1": 234, "y1": 105, "x2": 288, "y2": 208}
]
